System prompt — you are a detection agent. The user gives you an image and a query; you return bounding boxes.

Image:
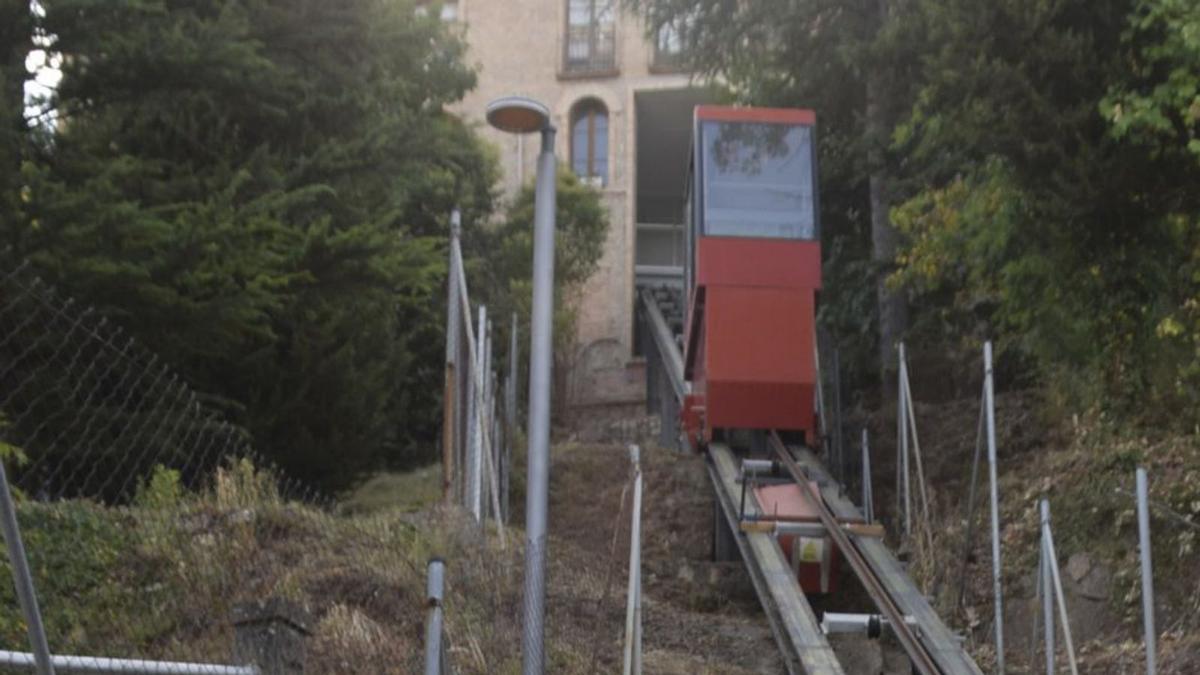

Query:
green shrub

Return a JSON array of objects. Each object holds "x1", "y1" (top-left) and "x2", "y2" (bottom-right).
[{"x1": 134, "y1": 465, "x2": 185, "y2": 510}]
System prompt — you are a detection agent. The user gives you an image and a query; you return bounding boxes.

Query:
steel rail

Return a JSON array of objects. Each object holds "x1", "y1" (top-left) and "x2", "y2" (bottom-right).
[
  {"x1": 768, "y1": 431, "x2": 943, "y2": 675},
  {"x1": 639, "y1": 288, "x2": 978, "y2": 674},
  {"x1": 707, "y1": 444, "x2": 844, "y2": 675}
]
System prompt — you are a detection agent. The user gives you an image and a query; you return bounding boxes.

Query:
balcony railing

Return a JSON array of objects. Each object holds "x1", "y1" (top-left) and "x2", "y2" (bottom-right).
[{"x1": 563, "y1": 26, "x2": 616, "y2": 75}]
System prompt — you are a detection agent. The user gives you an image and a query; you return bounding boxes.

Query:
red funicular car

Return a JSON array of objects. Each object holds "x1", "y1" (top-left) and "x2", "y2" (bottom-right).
[
  {"x1": 681, "y1": 106, "x2": 822, "y2": 450},
  {"x1": 679, "y1": 105, "x2": 834, "y2": 594}
]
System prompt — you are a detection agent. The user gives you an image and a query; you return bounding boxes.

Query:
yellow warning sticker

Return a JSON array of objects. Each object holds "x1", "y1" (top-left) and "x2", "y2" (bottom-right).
[{"x1": 797, "y1": 537, "x2": 824, "y2": 563}]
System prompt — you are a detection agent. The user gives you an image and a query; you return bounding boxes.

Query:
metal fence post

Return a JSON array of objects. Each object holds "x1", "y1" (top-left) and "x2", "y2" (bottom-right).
[
  {"x1": 456, "y1": 287, "x2": 469, "y2": 507},
  {"x1": 861, "y1": 428, "x2": 874, "y2": 524},
  {"x1": 898, "y1": 342, "x2": 911, "y2": 537},
  {"x1": 425, "y1": 558, "x2": 446, "y2": 675},
  {"x1": 984, "y1": 340, "x2": 1005, "y2": 673},
  {"x1": 481, "y1": 319, "x2": 492, "y2": 519},
  {"x1": 492, "y1": 370, "x2": 502, "y2": 523},
  {"x1": 1040, "y1": 501, "x2": 1055, "y2": 675},
  {"x1": 832, "y1": 345, "x2": 844, "y2": 482},
  {"x1": 622, "y1": 445, "x2": 643, "y2": 675},
  {"x1": 1040, "y1": 499, "x2": 1078, "y2": 675},
  {"x1": 901, "y1": 347, "x2": 931, "y2": 529},
  {"x1": 442, "y1": 210, "x2": 461, "y2": 504},
  {"x1": 469, "y1": 305, "x2": 487, "y2": 520},
  {"x1": 463, "y1": 303, "x2": 477, "y2": 513},
  {"x1": 476, "y1": 307, "x2": 489, "y2": 519},
  {"x1": 813, "y1": 339, "x2": 828, "y2": 460},
  {"x1": 1030, "y1": 533, "x2": 1042, "y2": 671},
  {"x1": 504, "y1": 313, "x2": 518, "y2": 523},
  {"x1": 0, "y1": 460, "x2": 55, "y2": 675},
  {"x1": 491, "y1": 369, "x2": 501, "y2": 523},
  {"x1": 1137, "y1": 467, "x2": 1157, "y2": 675}
]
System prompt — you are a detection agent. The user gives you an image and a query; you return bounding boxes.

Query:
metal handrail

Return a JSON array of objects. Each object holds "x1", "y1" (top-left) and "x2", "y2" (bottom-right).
[
  {"x1": 637, "y1": 289, "x2": 685, "y2": 402},
  {"x1": 0, "y1": 652, "x2": 258, "y2": 675}
]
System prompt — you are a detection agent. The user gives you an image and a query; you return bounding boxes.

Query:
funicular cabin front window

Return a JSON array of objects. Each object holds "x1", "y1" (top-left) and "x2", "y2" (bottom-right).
[{"x1": 699, "y1": 121, "x2": 817, "y2": 240}]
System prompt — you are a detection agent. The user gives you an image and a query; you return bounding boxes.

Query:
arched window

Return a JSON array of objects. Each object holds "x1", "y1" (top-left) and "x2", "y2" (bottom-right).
[{"x1": 571, "y1": 99, "x2": 609, "y2": 187}]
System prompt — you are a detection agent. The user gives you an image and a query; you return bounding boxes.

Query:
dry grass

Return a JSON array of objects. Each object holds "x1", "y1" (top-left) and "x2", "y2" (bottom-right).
[
  {"x1": 877, "y1": 390, "x2": 1200, "y2": 674},
  {"x1": 341, "y1": 464, "x2": 444, "y2": 514}
]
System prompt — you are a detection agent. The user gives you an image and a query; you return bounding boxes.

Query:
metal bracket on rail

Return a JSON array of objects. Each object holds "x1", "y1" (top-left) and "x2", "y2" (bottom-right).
[
  {"x1": 738, "y1": 458, "x2": 786, "y2": 522},
  {"x1": 737, "y1": 457, "x2": 885, "y2": 539},
  {"x1": 768, "y1": 432, "x2": 945, "y2": 675},
  {"x1": 820, "y1": 612, "x2": 919, "y2": 639}
]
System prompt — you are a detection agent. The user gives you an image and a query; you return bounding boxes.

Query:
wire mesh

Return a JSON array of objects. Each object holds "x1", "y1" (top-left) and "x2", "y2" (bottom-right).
[{"x1": 0, "y1": 259, "x2": 498, "y2": 673}]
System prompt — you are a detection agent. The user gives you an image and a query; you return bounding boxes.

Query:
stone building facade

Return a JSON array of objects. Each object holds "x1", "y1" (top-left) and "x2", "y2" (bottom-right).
[{"x1": 445, "y1": 0, "x2": 708, "y2": 413}]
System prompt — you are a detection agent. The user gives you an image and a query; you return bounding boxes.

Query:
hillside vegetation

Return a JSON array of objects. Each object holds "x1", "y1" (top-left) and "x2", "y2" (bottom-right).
[
  {"x1": 0, "y1": 445, "x2": 795, "y2": 674},
  {"x1": 0, "y1": 0, "x2": 607, "y2": 491},
  {"x1": 0, "y1": 461, "x2": 510, "y2": 672},
  {"x1": 872, "y1": 385, "x2": 1200, "y2": 673}
]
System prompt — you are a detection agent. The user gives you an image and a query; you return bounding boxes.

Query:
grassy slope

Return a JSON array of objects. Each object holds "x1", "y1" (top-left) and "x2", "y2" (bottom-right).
[
  {"x1": 0, "y1": 462, "x2": 526, "y2": 673},
  {"x1": 341, "y1": 464, "x2": 444, "y2": 514},
  {"x1": 5, "y1": 408, "x2": 1194, "y2": 673},
  {"x1": 0, "y1": 447, "x2": 773, "y2": 674}
]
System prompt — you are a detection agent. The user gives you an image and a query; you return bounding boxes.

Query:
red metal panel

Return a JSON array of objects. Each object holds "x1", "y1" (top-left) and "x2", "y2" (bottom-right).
[
  {"x1": 703, "y1": 285, "x2": 816, "y2": 434},
  {"x1": 696, "y1": 105, "x2": 816, "y2": 126},
  {"x1": 753, "y1": 483, "x2": 840, "y2": 594},
  {"x1": 697, "y1": 238, "x2": 821, "y2": 290},
  {"x1": 754, "y1": 482, "x2": 824, "y2": 522},
  {"x1": 706, "y1": 380, "x2": 812, "y2": 431}
]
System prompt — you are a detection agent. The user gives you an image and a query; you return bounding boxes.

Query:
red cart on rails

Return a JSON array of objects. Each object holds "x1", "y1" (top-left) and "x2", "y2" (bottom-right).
[{"x1": 680, "y1": 106, "x2": 822, "y2": 450}]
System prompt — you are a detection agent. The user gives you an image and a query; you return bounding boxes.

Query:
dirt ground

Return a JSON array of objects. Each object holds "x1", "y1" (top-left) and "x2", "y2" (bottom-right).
[
  {"x1": 542, "y1": 439, "x2": 923, "y2": 675},
  {"x1": 852, "y1": 386, "x2": 1200, "y2": 675},
  {"x1": 545, "y1": 441, "x2": 783, "y2": 674},
  {"x1": 530, "y1": 381, "x2": 1200, "y2": 674}
]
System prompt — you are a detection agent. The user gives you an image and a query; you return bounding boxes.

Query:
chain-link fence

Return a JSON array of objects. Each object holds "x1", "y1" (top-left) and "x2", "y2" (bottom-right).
[
  {"x1": 0, "y1": 263, "x2": 313, "y2": 505},
  {"x1": 442, "y1": 212, "x2": 516, "y2": 531},
  {"x1": 0, "y1": 255, "x2": 520, "y2": 674}
]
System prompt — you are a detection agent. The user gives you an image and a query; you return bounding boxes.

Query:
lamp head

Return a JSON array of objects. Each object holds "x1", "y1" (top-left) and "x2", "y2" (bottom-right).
[{"x1": 486, "y1": 96, "x2": 551, "y2": 134}]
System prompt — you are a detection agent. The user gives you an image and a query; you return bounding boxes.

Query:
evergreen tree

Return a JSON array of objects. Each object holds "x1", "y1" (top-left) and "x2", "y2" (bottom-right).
[{"x1": 9, "y1": 0, "x2": 496, "y2": 487}]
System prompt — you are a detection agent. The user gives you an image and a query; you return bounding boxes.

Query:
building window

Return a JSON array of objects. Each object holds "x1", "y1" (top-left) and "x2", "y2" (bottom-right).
[
  {"x1": 653, "y1": 20, "x2": 685, "y2": 69},
  {"x1": 571, "y1": 99, "x2": 609, "y2": 187},
  {"x1": 565, "y1": 0, "x2": 616, "y2": 74},
  {"x1": 652, "y1": 14, "x2": 693, "y2": 70}
]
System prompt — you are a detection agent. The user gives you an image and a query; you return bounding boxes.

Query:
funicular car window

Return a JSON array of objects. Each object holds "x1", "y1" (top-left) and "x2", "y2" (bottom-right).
[{"x1": 700, "y1": 121, "x2": 816, "y2": 239}]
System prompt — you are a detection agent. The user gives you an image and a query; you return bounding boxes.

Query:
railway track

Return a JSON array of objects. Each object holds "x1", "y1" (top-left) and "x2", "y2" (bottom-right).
[{"x1": 639, "y1": 288, "x2": 983, "y2": 675}]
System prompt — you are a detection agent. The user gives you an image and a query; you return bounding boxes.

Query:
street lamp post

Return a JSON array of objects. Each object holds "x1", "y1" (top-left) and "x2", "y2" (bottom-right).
[{"x1": 486, "y1": 96, "x2": 556, "y2": 675}]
